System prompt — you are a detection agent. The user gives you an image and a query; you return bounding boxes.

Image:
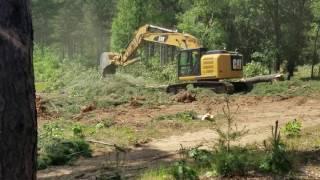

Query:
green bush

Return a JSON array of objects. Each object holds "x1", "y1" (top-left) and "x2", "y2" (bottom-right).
[
  {"x1": 38, "y1": 138, "x2": 92, "y2": 168},
  {"x1": 171, "y1": 160, "x2": 199, "y2": 180},
  {"x1": 188, "y1": 148, "x2": 214, "y2": 167},
  {"x1": 72, "y1": 124, "x2": 85, "y2": 138},
  {"x1": 260, "y1": 121, "x2": 292, "y2": 174},
  {"x1": 212, "y1": 148, "x2": 251, "y2": 176},
  {"x1": 38, "y1": 121, "x2": 92, "y2": 170},
  {"x1": 282, "y1": 119, "x2": 302, "y2": 138},
  {"x1": 244, "y1": 61, "x2": 269, "y2": 77}
]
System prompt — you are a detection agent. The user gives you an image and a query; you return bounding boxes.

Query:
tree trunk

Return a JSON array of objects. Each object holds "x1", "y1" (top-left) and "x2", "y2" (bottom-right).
[
  {"x1": 0, "y1": 0, "x2": 37, "y2": 179},
  {"x1": 241, "y1": 74, "x2": 284, "y2": 84},
  {"x1": 311, "y1": 24, "x2": 320, "y2": 79},
  {"x1": 273, "y1": 0, "x2": 281, "y2": 73},
  {"x1": 286, "y1": 54, "x2": 296, "y2": 80}
]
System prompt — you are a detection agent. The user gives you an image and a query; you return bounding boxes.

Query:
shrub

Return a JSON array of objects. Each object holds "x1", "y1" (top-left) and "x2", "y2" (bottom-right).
[
  {"x1": 39, "y1": 138, "x2": 92, "y2": 167},
  {"x1": 212, "y1": 148, "x2": 251, "y2": 176},
  {"x1": 260, "y1": 121, "x2": 292, "y2": 174},
  {"x1": 282, "y1": 119, "x2": 302, "y2": 138},
  {"x1": 72, "y1": 124, "x2": 85, "y2": 138},
  {"x1": 171, "y1": 160, "x2": 199, "y2": 180},
  {"x1": 38, "y1": 121, "x2": 92, "y2": 170},
  {"x1": 244, "y1": 61, "x2": 269, "y2": 77},
  {"x1": 214, "y1": 96, "x2": 248, "y2": 151},
  {"x1": 188, "y1": 148, "x2": 214, "y2": 168}
]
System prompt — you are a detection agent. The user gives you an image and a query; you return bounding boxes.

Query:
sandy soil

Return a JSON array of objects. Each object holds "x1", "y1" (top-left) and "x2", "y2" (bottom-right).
[{"x1": 37, "y1": 95, "x2": 320, "y2": 179}]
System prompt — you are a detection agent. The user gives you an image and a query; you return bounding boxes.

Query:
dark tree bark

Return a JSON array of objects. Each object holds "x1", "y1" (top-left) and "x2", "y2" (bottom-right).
[
  {"x1": 0, "y1": 0, "x2": 37, "y2": 179},
  {"x1": 311, "y1": 24, "x2": 320, "y2": 79},
  {"x1": 273, "y1": 0, "x2": 281, "y2": 73}
]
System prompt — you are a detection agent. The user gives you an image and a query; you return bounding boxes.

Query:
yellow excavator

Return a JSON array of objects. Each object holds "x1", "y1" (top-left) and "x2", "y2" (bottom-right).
[{"x1": 100, "y1": 24, "x2": 250, "y2": 94}]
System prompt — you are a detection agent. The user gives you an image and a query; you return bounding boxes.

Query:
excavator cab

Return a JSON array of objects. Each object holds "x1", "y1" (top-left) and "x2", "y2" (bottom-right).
[{"x1": 177, "y1": 48, "x2": 207, "y2": 78}]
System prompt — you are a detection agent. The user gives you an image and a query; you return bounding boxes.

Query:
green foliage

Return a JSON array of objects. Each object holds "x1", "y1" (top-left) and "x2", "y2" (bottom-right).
[
  {"x1": 40, "y1": 122, "x2": 64, "y2": 141},
  {"x1": 214, "y1": 96, "x2": 248, "y2": 151},
  {"x1": 154, "y1": 111, "x2": 197, "y2": 122},
  {"x1": 212, "y1": 148, "x2": 251, "y2": 176},
  {"x1": 251, "y1": 79, "x2": 320, "y2": 96},
  {"x1": 72, "y1": 124, "x2": 85, "y2": 138},
  {"x1": 38, "y1": 121, "x2": 92, "y2": 170},
  {"x1": 38, "y1": 120, "x2": 92, "y2": 170},
  {"x1": 111, "y1": 0, "x2": 145, "y2": 51},
  {"x1": 35, "y1": 49, "x2": 171, "y2": 111},
  {"x1": 188, "y1": 148, "x2": 213, "y2": 167},
  {"x1": 38, "y1": 138, "x2": 92, "y2": 169},
  {"x1": 177, "y1": 0, "x2": 227, "y2": 49},
  {"x1": 140, "y1": 166, "x2": 172, "y2": 180},
  {"x1": 244, "y1": 61, "x2": 269, "y2": 78},
  {"x1": 95, "y1": 118, "x2": 116, "y2": 130},
  {"x1": 33, "y1": 45, "x2": 62, "y2": 83},
  {"x1": 111, "y1": 0, "x2": 179, "y2": 51},
  {"x1": 185, "y1": 146, "x2": 261, "y2": 177},
  {"x1": 118, "y1": 57, "x2": 177, "y2": 83},
  {"x1": 32, "y1": 0, "x2": 319, "y2": 79},
  {"x1": 171, "y1": 160, "x2": 199, "y2": 180},
  {"x1": 260, "y1": 121, "x2": 292, "y2": 174},
  {"x1": 282, "y1": 119, "x2": 302, "y2": 138},
  {"x1": 32, "y1": 0, "x2": 117, "y2": 61}
]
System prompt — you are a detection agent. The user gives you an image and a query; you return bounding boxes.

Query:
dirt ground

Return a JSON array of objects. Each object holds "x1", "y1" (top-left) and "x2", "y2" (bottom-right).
[{"x1": 37, "y1": 95, "x2": 320, "y2": 179}]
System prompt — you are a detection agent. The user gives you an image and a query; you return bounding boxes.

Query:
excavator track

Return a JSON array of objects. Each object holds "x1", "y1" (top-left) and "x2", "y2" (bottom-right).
[{"x1": 166, "y1": 81, "x2": 252, "y2": 94}]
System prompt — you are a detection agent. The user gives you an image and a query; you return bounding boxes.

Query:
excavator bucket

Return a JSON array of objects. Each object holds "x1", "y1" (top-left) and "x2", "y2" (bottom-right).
[{"x1": 99, "y1": 52, "x2": 118, "y2": 76}]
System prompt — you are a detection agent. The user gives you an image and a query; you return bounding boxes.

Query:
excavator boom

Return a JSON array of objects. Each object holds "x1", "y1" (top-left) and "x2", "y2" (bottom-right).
[{"x1": 99, "y1": 24, "x2": 201, "y2": 75}]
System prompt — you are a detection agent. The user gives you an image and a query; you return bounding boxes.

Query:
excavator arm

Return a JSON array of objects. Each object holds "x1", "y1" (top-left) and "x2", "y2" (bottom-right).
[{"x1": 99, "y1": 24, "x2": 201, "y2": 75}]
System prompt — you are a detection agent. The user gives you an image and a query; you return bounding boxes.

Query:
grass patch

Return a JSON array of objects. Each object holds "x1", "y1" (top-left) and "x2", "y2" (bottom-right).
[
  {"x1": 142, "y1": 124, "x2": 320, "y2": 179},
  {"x1": 140, "y1": 166, "x2": 173, "y2": 180},
  {"x1": 118, "y1": 57, "x2": 177, "y2": 84},
  {"x1": 153, "y1": 111, "x2": 198, "y2": 122},
  {"x1": 284, "y1": 125, "x2": 320, "y2": 151},
  {"x1": 35, "y1": 82, "x2": 48, "y2": 92},
  {"x1": 249, "y1": 79, "x2": 320, "y2": 96},
  {"x1": 38, "y1": 120, "x2": 92, "y2": 170},
  {"x1": 38, "y1": 138, "x2": 92, "y2": 170}
]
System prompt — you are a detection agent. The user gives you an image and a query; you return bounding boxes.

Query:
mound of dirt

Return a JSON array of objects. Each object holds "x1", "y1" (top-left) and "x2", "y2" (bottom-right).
[
  {"x1": 172, "y1": 91, "x2": 196, "y2": 103},
  {"x1": 81, "y1": 103, "x2": 96, "y2": 113},
  {"x1": 129, "y1": 96, "x2": 146, "y2": 107}
]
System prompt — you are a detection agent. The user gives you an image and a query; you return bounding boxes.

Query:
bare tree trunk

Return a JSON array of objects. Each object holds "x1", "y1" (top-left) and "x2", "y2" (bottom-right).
[
  {"x1": 0, "y1": 0, "x2": 37, "y2": 179},
  {"x1": 273, "y1": 0, "x2": 281, "y2": 73},
  {"x1": 311, "y1": 24, "x2": 320, "y2": 79}
]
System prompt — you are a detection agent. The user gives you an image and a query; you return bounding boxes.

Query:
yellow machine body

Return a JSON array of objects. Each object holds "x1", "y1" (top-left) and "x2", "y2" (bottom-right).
[{"x1": 177, "y1": 49, "x2": 243, "y2": 82}]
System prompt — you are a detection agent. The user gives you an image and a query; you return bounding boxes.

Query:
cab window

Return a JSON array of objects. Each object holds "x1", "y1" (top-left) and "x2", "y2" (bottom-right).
[{"x1": 178, "y1": 50, "x2": 201, "y2": 77}]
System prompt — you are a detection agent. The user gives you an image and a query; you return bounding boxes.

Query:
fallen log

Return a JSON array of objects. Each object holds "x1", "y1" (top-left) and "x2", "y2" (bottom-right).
[
  {"x1": 241, "y1": 74, "x2": 284, "y2": 84},
  {"x1": 86, "y1": 139, "x2": 129, "y2": 152}
]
